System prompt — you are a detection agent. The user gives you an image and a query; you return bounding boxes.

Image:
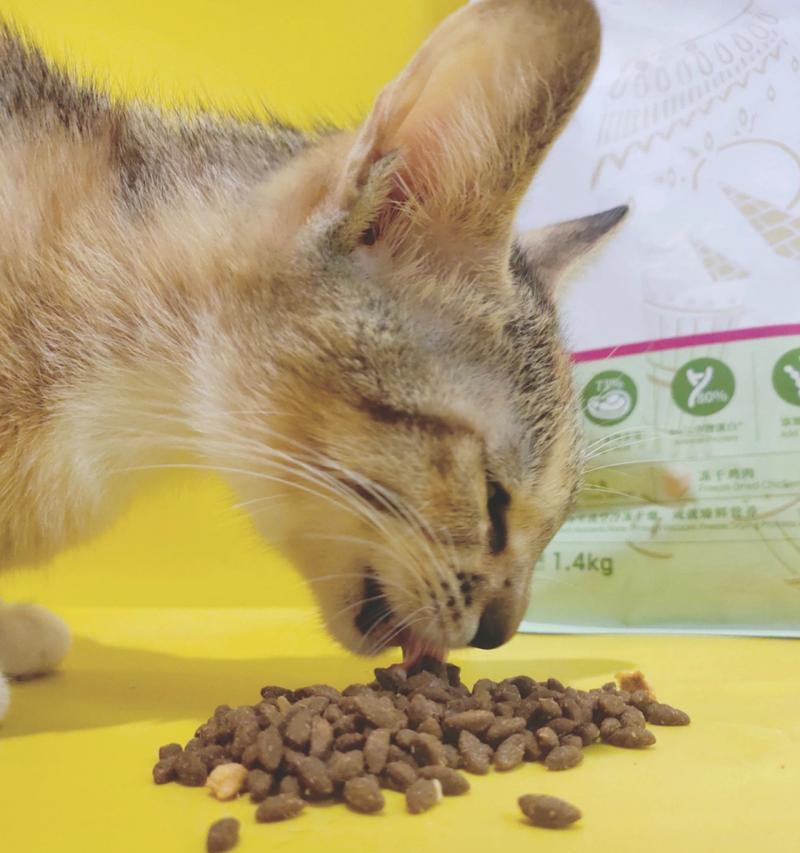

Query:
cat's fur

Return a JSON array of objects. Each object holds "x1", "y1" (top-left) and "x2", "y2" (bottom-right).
[{"x1": 0, "y1": 0, "x2": 624, "y2": 720}]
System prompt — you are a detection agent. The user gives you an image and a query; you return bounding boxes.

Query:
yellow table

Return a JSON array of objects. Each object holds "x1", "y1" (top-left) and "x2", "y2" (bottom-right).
[{"x1": 1, "y1": 2, "x2": 798, "y2": 850}]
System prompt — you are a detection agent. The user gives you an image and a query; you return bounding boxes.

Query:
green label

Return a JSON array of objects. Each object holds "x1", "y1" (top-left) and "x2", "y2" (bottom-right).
[
  {"x1": 671, "y1": 357, "x2": 735, "y2": 416},
  {"x1": 582, "y1": 370, "x2": 638, "y2": 426},
  {"x1": 772, "y1": 347, "x2": 800, "y2": 407}
]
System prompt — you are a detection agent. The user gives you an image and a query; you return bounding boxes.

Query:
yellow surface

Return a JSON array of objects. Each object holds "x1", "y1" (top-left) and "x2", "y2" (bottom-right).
[{"x1": 1, "y1": 2, "x2": 799, "y2": 853}]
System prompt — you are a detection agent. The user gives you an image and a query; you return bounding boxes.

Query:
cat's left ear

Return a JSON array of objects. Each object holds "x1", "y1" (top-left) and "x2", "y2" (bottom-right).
[{"x1": 516, "y1": 205, "x2": 628, "y2": 298}]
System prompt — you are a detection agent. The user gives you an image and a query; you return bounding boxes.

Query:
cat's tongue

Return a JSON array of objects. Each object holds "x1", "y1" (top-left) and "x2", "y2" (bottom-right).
[{"x1": 399, "y1": 630, "x2": 448, "y2": 672}]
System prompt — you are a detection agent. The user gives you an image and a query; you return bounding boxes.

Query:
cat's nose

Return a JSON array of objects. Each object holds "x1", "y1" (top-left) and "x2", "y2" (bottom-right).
[{"x1": 468, "y1": 598, "x2": 512, "y2": 649}]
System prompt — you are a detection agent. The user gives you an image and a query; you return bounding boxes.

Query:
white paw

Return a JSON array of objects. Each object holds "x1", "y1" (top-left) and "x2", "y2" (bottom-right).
[
  {"x1": 0, "y1": 603, "x2": 71, "y2": 677},
  {"x1": 0, "y1": 673, "x2": 9, "y2": 720}
]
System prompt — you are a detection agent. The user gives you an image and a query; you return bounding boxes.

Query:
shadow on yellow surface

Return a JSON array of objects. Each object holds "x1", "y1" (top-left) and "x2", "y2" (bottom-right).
[{"x1": 6, "y1": 632, "x2": 634, "y2": 737}]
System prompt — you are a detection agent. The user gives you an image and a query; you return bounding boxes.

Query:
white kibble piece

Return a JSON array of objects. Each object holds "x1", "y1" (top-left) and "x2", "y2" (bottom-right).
[{"x1": 206, "y1": 763, "x2": 248, "y2": 800}]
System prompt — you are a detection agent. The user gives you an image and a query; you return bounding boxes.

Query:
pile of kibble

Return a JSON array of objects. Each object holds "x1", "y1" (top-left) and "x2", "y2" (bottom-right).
[{"x1": 152, "y1": 662, "x2": 689, "y2": 852}]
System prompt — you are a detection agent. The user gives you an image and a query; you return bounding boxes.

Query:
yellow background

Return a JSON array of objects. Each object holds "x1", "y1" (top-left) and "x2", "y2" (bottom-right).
[{"x1": 1, "y1": 2, "x2": 798, "y2": 852}]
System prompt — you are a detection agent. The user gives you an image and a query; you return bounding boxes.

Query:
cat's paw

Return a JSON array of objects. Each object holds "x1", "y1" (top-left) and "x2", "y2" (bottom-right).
[
  {"x1": 0, "y1": 673, "x2": 9, "y2": 720},
  {"x1": 0, "y1": 603, "x2": 71, "y2": 677}
]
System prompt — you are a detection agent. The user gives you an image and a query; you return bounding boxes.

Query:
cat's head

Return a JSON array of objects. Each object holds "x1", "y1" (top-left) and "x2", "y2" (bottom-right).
[{"x1": 214, "y1": 0, "x2": 625, "y2": 666}]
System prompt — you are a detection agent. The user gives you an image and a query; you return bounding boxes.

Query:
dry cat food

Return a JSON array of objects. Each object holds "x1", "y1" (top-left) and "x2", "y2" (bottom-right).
[
  {"x1": 518, "y1": 794, "x2": 582, "y2": 829},
  {"x1": 205, "y1": 818, "x2": 239, "y2": 853},
  {"x1": 154, "y1": 662, "x2": 689, "y2": 839}
]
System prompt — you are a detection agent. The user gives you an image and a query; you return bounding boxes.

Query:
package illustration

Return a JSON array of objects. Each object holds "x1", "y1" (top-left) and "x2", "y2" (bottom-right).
[{"x1": 512, "y1": 0, "x2": 800, "y2": 635}]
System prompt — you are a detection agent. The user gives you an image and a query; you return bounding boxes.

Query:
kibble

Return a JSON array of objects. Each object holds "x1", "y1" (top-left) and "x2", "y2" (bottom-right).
[
  {"x1": 645, "y1": 703, "x2": 691, "y2": 726},
  {"x1": 295, "y1": 756, "x2": 334, "y2": 798},
  {"x1": 343, "y1": 775, "x2": 385, "y2": 813},
  {"x1": 364, "y1": 728, "x2": 391, "y2": 774},
  {"x1": 518, "y1": 794, "x2": 581, "y2": 829},
  {"x1": 206, "y1": 818, "x2": 239, "y2": 853},
  {"x1": 607, "y1": 725, "x2": 657, "y2": 749},
  {"x1": 255, "y1": 794, "x2": 306, "y2": 823},
  {"x1": 494, "y1": 733, "x2": 526, "y2": 771},
  {"x1": 544, "y1": 745, "x2": 584, "y2": 771},
  {"x1": 153, "y1": 663, "x2": 689, "y2": 834},
  {"x1": 406, "y1": 778, "x2": 443, "y2": 814},
  {"x1": 417, "y1": 766, "x2": 470, "y2": 795},
  {"x1": 247, "y1": 769, "x2": 273, "y2": 803},
  {"x1": 327, "y1": 750, "x2": 365, "y2": 783},
  {"x1": 174, "y1": 752, "x2": 208, "y2": 787}
]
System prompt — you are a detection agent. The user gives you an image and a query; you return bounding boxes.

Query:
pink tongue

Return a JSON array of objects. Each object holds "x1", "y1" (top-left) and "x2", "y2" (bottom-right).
[{"x1": 399, "y1": 630, "x2": 448, "y2": 672}]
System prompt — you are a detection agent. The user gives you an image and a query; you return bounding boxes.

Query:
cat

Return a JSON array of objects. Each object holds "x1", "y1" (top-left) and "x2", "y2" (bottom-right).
[{"x1": 0, "y1": 0, "x2": 626, "y2": 721}]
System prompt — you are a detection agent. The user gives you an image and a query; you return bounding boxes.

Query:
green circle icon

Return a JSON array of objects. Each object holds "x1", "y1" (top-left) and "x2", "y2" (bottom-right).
[
  {"x1": 582, "y1": 371, "x2": 638, "y2": 426},
  {"x1": 773, "y1": 347, "x2": 800, "y2": 407},
  {"x1": 671, "y1": 357, "x2": 735, "y2": 416}
]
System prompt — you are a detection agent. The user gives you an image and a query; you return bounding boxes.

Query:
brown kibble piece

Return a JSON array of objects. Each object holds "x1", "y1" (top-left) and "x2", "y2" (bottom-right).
[
  {"x1": 255, "y1": 794, "x2": 306, "y2": 823},
  {"x1": 207, "y1": 763, "x2": 248, "y2": 800},
  {"x1": 247, "y1": 769, "x2": 273, "y2": 803},
  {"x1": 519, "y1": 794, "x2": 581, "y2": 829},
  {"x1": 607, "y1": 725, "x2": 657, "y2": 749},
  {"x1": 256, "y1": 727, "x2": 283, "y2": 773},
  {"x1": 599, "y1": 717, "x2": 622, "y2": 739},
  {"x1": 487, "y1": 716, "x2": 526, "y2": 743},
  {"x1": 412, "y1": 733, "x2": 446, "y2": 767},
  {"x1": 645, "y1": 702, "x2": 691, "y2": 726},
  {"x1": 284, "y1": 708, "x2": 312, "y2": 750},
  {"x1": 620, "y1": 707, "x2": 647, "y2": 728},
  {"x1": 158, "y1": 743, "x2": 182, "y2": 760},
  {"x1": 548, "y1": 717, "x2": 578, "y2": 735},
  {"x1": 175, "y1": 752, "x2": 208, "y2": 786},
  {"x1": 335, "y1": 732, "x2": 366, "y2": 752},
  {"x1": 458, "y1": 730, "x2": 492, "y2": 775},
  {"x1": 576, "y1": 722, "x2": 600, "y2": 745},
  {"x1": 406, "y1": 778, "x2": 442, "y2": 814},
  {"x1": 521, "y1": 730, "x2": 541, "y2": 761},
  {"x1": 417, "y1": 766, "x2": 470, "y2": 795},
  {"x1": 309, "y1": 716, "x2": 334, "y2": 758},
  {"x1": 343, "y1": 776, "x2": 385, "y2": 813},
  {"x1": 445, "y1": 709, "x2": 494, "y2": 734},
  {"x1": 364, "y1": 728, "x2": 391, "y2": 774},
  {"x1": 597, "y1": 693, "x2": 627, "y2": 717},
  {"x1": 279, "y1": 776, "x2": 301, "y2": 797},
  {"x1": 374, "y1": 665, "x2": 408, "y2": 691},
  {"x1": 417, "y1": 717, "x2": 443, "y2": 739},
  {"x1": 152, "y1": 756, "x2": 177, "y2": 785},
  {"x1": 494, "y1": 733, "x2": 526, "y2": 771},
  {"x1": 327, "y1": 750, "x2": 365, "y2": 783},
  {"x1": 384, "y1": 760, "x2": 418, "y2": 791},
  {"x1": 296, "y1": 756, "x2": 334, "y2": 798},
  {"x1": 538, "y1": 698, "x2": 561, "y2": 719},
  {"x1": 545, "y1": 744, "x2": 584, "y2": 771},
  {"x1": 353, "y1": 693, "x2": 401, "y2": 729},
  {"x1": 442, "y1": 744, "x2": 462, "y2": 770},
  {"x1": 535, "y1": 726, "x2": 559, "y2": 753},
  {"x1": 206, "y1": 818, "x2": 239, "y2": 853}
]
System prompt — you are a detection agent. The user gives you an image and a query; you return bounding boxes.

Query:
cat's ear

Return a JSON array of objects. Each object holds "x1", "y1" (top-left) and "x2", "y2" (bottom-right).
[
  {"x1": 333, "y1": 0, "x2": 601, "y2": 264},
  {"x1": 516, "y1": 205, "x2": 629, "y2": 298}
]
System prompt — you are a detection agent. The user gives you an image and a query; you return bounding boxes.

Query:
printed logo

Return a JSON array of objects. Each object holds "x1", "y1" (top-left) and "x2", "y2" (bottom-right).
[
  {"x1": 582, "y1": 371, "x2": 638, "y2": 426},
  {"x1": 672, "y1": 358, "x2": 735, "y2": 416},
  {"x1": 772, "y1": 347, "x2": 800, "y2": 407}
]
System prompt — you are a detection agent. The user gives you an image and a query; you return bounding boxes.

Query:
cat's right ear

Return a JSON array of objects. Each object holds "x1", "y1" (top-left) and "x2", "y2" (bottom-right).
[{"x1": 331, "y1": 0, "x2": 601, "y2": 270}]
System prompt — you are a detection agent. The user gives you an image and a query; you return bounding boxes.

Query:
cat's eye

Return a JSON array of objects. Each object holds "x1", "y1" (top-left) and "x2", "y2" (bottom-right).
[
  {"x1": 360, "y1": 224, "x2": 378, "y2": 246},
  {"x1": 486, "y1": 479, "x2": 510, "y2": 555}
]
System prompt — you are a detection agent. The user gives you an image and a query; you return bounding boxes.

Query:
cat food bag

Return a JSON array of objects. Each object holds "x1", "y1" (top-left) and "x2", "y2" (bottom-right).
[{"x1": 513, "y1": 0, "x2": 800, "y2": 636}]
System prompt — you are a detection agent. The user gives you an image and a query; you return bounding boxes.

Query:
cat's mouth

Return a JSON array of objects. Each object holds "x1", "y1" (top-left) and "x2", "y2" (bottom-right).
[{"x1": 355, "y1": 570, "x2": 447, "y2": 670}]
